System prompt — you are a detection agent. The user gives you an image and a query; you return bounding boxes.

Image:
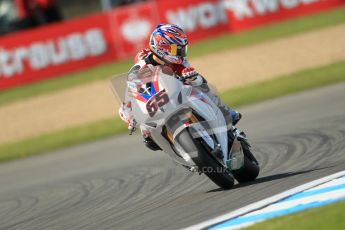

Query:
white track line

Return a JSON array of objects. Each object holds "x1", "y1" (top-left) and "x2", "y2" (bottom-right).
[{"x1": 184, "y1": 170, "x2": 345, "y2": 230}]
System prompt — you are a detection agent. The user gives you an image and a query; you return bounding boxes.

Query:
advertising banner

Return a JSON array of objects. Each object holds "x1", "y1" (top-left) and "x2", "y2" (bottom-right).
[
  {"x1": 0, "y1": 14, "x2": 116, "y2": 90},
  {"x1": 157, "y1": 0, "x2": 230, "y2": 42},
  {"x1": 224, "y1": 0, "x2": 345, "y2": 32},
  {"x1": 109, "y1": 0, "x2": 230, "y2": 59},
  {"x1": 109, "y1": 2, "x2": 159, "y2": 59},
  {"x1": 1, "y1": 0, "x2": 344, "y2": 90}
]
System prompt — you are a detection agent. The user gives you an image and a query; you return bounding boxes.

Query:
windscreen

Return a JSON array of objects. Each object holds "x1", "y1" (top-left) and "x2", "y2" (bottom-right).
[
  {"x1": 110, "y1": 65, "x2": 174, "y2": 105},
  {"x1": 110, "y1": 72, "x2": 129, "y2": 106}
]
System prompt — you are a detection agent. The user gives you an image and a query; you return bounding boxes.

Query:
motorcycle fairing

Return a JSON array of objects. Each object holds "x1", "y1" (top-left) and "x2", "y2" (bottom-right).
[{"x1": 126, "y1": 66, "x2": 231, "y2": 166}]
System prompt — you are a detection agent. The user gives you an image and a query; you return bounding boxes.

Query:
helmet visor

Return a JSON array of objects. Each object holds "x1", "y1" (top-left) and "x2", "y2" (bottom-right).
[
  {"x1": 177, "y1": 45, "x2": 187, "y2": 57},
  {"x1": 170, "y1": 44, "x2": 187, "y2": 58}
]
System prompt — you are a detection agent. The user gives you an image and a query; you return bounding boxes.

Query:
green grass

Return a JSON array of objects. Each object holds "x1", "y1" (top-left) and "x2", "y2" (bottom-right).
[
  {"x1": 244, "y1": 200, "x2": 345, "y2": 230},
  {"x1": 1, "y1": 60, "x2": 345, "y2": 163},
  {"x1": 0, "y1": 118, "x2": 127, "y2": 162},
  {"x1": 0, "y1": 6, "x2": 345, "y2": 106}
]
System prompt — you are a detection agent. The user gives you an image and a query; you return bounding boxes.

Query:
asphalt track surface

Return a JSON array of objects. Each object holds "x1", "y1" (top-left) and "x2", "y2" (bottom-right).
[{"x1": 1, "y1": 83, "x2": 345, "y2": 230}]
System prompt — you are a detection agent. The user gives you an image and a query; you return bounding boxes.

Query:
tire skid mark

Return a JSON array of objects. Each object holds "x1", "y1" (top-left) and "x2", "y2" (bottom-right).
[
  {"x1": 0, "y1": 118, "x2": 345, "y2": 230},
  {"x1": 252, "y1": 118, "x2": 345, "y2": 176}
]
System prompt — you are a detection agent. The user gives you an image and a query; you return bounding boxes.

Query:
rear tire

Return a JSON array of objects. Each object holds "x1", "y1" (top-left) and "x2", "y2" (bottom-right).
[
  {"x1": 176, "y1": 129, "x2": 235, "y2": 189},
  {"x1": 232, "y1": 140, "x2": 260, "y2": 183}
]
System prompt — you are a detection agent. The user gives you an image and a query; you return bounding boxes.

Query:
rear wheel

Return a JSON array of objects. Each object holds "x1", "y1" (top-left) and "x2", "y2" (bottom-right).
[
  {"x1": 175, "y1": 129, "x2": 235, "y2": 189},
  {"x1": 232, "y1": 140, "x2": 260, "y2": 183}
]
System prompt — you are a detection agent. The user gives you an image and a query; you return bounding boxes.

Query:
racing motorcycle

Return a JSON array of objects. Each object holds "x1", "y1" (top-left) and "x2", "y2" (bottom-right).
[{"x1": 111, "y1": 65, "x2": 259, "y2": 189}]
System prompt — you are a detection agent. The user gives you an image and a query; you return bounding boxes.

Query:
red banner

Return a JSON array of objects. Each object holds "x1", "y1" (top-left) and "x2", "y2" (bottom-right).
[
  {"x1": 1, "y1": 0, "x2": 344, "y2": 90},
  {"x1": 0, "y1": 14, "x2": 117, "y2": 90},
  {"x1": 108, "y1": 0, "x2": 230, "y2": 60},
  {"x1": 110, "y1": 3, "x2": 159, "y2": 59},
  {"x1": 225, "y1": 0, "x2": 345, "y2": 32},
  {"x1": 157, "y1": 0, "x2": 230, "y2": 42}
]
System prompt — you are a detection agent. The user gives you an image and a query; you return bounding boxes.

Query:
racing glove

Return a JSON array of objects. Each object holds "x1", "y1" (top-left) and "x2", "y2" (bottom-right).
[
  {"x1": 119, "y1": 103, "x2": 137, "y2": 134},
  {"x1": 181, "y1": 67, "x2": 203, "y2": 86},
  {"x1": 134, "y1": 48, "x2": 151, "y2": 63}
]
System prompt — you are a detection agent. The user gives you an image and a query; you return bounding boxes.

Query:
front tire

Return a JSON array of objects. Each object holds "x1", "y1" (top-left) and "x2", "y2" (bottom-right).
[
  {"x1": 232, "y1": 140, "x2": 260, "y2": 183},
  {"x1": 175, "y1": 129, "x2": 235, "y2": 189}
]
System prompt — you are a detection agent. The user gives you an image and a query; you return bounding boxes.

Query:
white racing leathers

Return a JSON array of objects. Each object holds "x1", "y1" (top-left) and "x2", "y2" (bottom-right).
[{"x1": 119, "y1": 60, "x2": 237, "y2": 136}]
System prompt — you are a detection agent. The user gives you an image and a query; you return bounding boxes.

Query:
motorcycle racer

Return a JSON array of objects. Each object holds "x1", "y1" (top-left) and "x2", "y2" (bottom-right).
[{"x1": 119, "y1": 24, "x2": 241, "y2": 151}]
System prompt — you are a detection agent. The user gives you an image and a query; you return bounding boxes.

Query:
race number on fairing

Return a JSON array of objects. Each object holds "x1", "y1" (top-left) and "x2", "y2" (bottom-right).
[{"x1": 146, "y1": 90, "x2": 169, "y2": 117}]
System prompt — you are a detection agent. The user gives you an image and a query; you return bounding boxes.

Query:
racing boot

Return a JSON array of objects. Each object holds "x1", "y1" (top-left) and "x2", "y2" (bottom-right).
[{"x1": 231, "y1": 110, "x2": 242, "y2": 126}]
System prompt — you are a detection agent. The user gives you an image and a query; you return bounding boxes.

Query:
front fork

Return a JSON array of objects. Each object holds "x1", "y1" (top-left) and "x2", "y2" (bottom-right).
[{"x1": 226, "y1": 127, "x2": 247, "y2": 171}]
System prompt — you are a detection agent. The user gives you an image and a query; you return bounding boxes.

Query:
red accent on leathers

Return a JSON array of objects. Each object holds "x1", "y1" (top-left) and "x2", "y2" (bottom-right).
[{"x1": 181, "y1": 67, "x2": 197, "y2": 78}]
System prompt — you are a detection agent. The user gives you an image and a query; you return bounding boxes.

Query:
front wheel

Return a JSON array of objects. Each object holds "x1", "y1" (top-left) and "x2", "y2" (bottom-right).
[
  {"x1": 175, "y1": 129, "x2": 235, "y2": 190},
  {"x1": 232, "y1": 140, "x2": 260, "y2": 183}
]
